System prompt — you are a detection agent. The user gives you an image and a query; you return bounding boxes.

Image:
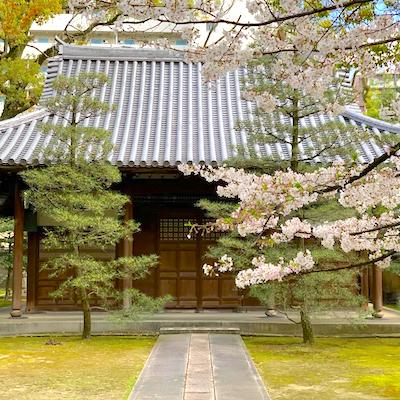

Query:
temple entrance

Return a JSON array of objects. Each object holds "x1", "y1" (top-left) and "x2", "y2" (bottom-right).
[
  {"x1": 158, "y1": 217, "x2": 240, "y2": 309},
  {"x1": 133, "y1": 208, "x2": 241, "y2": 309}
]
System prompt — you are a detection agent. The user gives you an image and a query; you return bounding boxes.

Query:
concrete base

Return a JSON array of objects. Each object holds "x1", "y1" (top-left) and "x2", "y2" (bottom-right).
[{"x1": 1, "y1": 308, "x2": 400, "y2": 337}]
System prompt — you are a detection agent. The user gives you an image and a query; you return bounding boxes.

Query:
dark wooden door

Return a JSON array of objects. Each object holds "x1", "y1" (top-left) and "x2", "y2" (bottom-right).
[
  {"x1": 158, "y1": 218, "x2": 200, "y2": 308},
  {"x1": 157, "y1": 216, "x2": 241, "y2": 309},
  {"x1": 200, "y1": 242, "x2": 241, "y2": 308}
]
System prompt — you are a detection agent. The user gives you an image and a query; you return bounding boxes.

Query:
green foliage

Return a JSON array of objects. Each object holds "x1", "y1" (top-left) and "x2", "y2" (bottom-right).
[
  {"x1": 303, "y1": 197, "x2": 357, "y2": 223},
  {"x1": 364, "y1": 75, "x2": 400, "y2": 122},
  {"x1": 21, "y1": 73, "x2": 164, "y2": 338},
  {"x1": 250, "y1": 269, "x2": 364, "y2": 315},
  {"x1": 0, "y1": 58, "x2": 43, "y2": 120},
  {"x1": 112, "y1": 288, "x2": 172, "y2": 319},
  {"x1": 0, "y1": 0, "x2": 62, "y2": 120},
  {"x1": 240, "y1": 56, "x2": 371, "y2": 168},
  {"x1": 23, "y1": 164, "x2": 136, "y2": 250},
  {"x1": 221, "y1": 155, "x2": 289, "y2": 174},
  {"x1": 0, "y1": 218, "x2": 13, "y2": 299},
  {"x1": 0, "y1": 0, "x2": 62, "y2": 50},
  {"x1": 196, "y1": 199, "x2": 237, "y2": 219},
  {"x1": 388, "y1": 260, "x2": 400, "y2": 277}
]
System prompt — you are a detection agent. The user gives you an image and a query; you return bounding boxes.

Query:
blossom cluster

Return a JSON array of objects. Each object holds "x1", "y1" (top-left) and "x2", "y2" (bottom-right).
[
  {"x1": 235, "y1": 250, "x2": 315, "y2": 289},
  {"x1": 203, "y1": 254, "x2": 234, "y2": 276},
  {"x1": 180, "y1": 157, "x2": 400, "y2": 287}
]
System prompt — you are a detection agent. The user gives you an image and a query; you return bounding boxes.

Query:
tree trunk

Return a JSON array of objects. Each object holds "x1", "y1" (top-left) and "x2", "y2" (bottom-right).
[
  {"x1": 300, "y1": 309, "x2": 314, "y2": 345},
  {"x1": 74, "y1": 245, "x2": 91, "y2": 340},
  {"x1": 80, "y1": 289, "x2": 92, "y2": 340}
]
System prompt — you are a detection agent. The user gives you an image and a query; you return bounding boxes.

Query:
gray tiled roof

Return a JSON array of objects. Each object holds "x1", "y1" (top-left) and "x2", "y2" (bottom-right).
[{"x1": 0, "y1": 44, "x2": 399, "y2": 167}]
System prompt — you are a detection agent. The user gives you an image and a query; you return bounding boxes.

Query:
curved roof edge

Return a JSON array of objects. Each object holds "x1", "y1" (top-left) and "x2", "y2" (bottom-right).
[
  {"x1": 342, "y1": 106, "x2": 400, "y2": 134},
  {"x1": 0, "y1": 108, "x2": 49, "y2": 130}
]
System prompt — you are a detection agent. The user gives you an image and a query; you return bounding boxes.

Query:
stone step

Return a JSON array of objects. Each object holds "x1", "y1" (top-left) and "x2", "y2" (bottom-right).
[{"x1": 159, "y1": 326, "x2": 241, "y2": 334}]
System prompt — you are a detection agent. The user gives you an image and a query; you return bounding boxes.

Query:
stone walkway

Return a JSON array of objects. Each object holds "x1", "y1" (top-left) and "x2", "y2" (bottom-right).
[{"x1": 129, "y1": 333, "x2": 270, "y2": 400}]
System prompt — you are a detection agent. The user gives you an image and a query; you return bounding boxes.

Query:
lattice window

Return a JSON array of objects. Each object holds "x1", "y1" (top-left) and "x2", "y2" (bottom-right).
[
  {"x1": 159, "y1": 218, "x2": 195, "y2": 241},
  {"x1": 159, "y1": 218, "x2": 223, "y2": 241},
  {"x1": 200, "y1": 218, "x2": 222, "y2": 241}
]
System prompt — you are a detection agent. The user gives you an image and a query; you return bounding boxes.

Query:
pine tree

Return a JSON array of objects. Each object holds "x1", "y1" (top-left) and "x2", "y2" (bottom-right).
[
  {"x1": 21, "y1": 73, "x2": 162, "y2": 339},
  {"x1": 234, "y1": 55, "x2": 375, "y2": 171},
  {"x1": 198, "y1": 56, "x2": 372, "y2": 344}
]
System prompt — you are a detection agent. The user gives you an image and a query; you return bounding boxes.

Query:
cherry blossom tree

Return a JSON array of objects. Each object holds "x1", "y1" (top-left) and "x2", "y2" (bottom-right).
[
  {"x1": 179, "y1": 155, "x2": 400, "y2": 284},
  {"x1": 69, "y1": 1, "x2": 400, "y2": 96}
]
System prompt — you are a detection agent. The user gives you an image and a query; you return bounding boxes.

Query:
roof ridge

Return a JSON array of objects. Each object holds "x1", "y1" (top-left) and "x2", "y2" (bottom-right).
[
  {"x1": 0, "y1": 108, "x2": 49, "y2": 130},
  {"x1": 60, "y1": 43, "x2": 186, "y2": 62}
]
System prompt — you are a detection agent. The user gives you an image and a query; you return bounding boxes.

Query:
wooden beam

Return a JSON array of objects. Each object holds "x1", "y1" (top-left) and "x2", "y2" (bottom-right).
[
  {"x1": 10, "y1": 181, "x2": 24, "y2": 318},
  {"x1": 372, "y1": 265, "x2": 383, "y2": 317},
  {"x1": 26, "y1": 231, "x2": 39, "y2": 313}
]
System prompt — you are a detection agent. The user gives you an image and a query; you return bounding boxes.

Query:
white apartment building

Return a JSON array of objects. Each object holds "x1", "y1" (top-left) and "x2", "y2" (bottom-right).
[{"x1": 27, "y1": 2, "x2": 253, "y2": 59}]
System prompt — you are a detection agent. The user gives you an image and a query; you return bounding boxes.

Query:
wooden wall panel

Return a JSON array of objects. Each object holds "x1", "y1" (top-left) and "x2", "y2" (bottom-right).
[{"x1": 35, "y1": 243, "x2": 115, "y2": 310}]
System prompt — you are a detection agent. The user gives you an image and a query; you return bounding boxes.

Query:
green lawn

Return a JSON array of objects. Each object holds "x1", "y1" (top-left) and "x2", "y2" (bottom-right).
[
  {"x1": 0, "y1": 336, "x2": 155, "y2": 400},
  {"x1": 386, "y1": 304, "x2": 400, "y2": 312},
  {"x1": 245, "y1": 337, "x2": 400, "y2": 400}
]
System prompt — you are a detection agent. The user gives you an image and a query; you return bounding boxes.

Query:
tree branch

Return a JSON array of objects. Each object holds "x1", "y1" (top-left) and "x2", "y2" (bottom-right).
[
  {"x1": 319, "y1": 140, "x2": 400, "y2": 193},
  {"x1": 307, "y1": 250, "x2": 397, "y2": 275},
  {"x1": 350, "y1": 221, "x2": 400, "y2": 236},
  {"x1": 159, "y1": 0, "x2": 373, "y2": 28}
]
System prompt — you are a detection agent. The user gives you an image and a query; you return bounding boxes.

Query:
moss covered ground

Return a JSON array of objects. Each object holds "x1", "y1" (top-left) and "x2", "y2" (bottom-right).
[
  {"x1": 0, "y1": 336, "x2": 155, "y2": 400},
  {"x1": 245, "y1": 337, "x2": 400, "y2": 400},
  {"x1": 0, "y1": 298, "x2": 11, "y2": 307},
  {"x1": 0, "y1": 289, "x2": 11, "y2": 307},
  {"x1": 386, "y1": 304, "x2": 400, "y2": 312}
]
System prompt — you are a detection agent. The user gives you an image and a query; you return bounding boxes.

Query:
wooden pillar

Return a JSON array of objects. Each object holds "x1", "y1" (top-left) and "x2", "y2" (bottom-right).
[
  {"x1": 122, "y1": 200, "x2": 133, "y2": 310},
  {"x1": 10, "y1": 182, "x2": 24, "y2": 318},
  {"x1": 372, "y1": 265, "x2": 383, "y2": 317},
  {"x1": 361, "y1": 267, "x2": 369, "y2": 310},
  {"x1": 26, "y1": 231, "x2": 39, "y2": 313},
  {"x1": 196, "y1": 215, "x2": 203, "y2": 312}
]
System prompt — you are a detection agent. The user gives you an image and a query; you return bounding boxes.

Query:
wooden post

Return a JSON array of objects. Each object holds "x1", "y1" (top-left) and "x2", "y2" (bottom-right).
[
  {"x1": 122, "y1": 201, "x2": 133, "y2": 310},
  {"x1": 26, "y1": 232, "x2": 39, "y2": 313},
  {"x1": 361, "y1": 267, "x2": 369, "y2": 310},
  {"x1": 372, "y1": 265, "x2": 383, "y2": 317},
  {"x1": 10, "y1": 182, "x2": 24, "y2": 318},
  {"x1": 196, "y1": 215, "x2": 203, "y2": 312}
]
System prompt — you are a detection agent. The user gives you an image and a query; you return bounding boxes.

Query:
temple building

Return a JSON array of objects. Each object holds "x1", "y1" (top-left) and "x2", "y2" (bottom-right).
[{"x1": 1, "y1": 44, "x2": 399, "y2": 316}]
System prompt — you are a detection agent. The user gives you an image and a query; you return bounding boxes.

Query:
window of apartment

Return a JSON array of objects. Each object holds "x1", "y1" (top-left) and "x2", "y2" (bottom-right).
[
  {"x1": 90, "y1": 38, "x2": 105, "y2": 45},
  {"x1": 175, "y1": 39, "x2": 188, "y2": 46},
  {"x1": 36, "y1": 37, "x2": 49, "y2": 43},
  {"x1": 121, "y1": 39, "x2": 135, "y2": 45}
]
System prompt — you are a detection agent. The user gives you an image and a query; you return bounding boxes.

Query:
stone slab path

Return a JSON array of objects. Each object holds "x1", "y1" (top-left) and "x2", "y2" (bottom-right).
[{"x1": 129, "y1": 333, "x2": 270, "y2": 400}]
